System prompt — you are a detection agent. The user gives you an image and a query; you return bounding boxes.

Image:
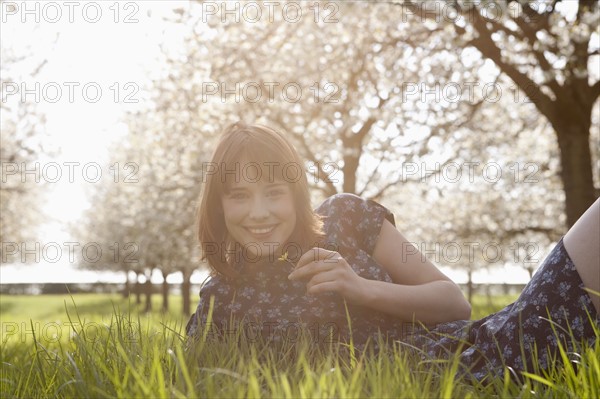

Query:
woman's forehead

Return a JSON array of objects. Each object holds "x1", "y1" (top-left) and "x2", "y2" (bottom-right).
[
  {"x1": 225, "y1": 178, "x2": 289, "y2": 190},
  {"x1": 220, "y1": 157, "x2": 302, "y2": 188}
]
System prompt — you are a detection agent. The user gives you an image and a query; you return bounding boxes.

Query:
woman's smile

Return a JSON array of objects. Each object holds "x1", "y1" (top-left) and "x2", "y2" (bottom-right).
[
  {"x1": 222, "y1": 179, "x2": 296, "y2": 260},
  {"x1": 245, "y1": 224, "x2": 278, "y2": 236}
]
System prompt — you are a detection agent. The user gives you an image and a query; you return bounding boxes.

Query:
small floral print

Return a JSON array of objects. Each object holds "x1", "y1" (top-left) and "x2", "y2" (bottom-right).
[
  {"x1": 258, "y1": 292, "x2": 272, "y2": 304},
  {"x1": 186, "y1": 195, "x2": 599, "y2": 383}
]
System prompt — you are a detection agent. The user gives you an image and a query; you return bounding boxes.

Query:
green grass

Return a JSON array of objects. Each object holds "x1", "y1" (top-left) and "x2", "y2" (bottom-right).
[
  {"x1": 469, "y1": 294, "x2": 519, "y2": 319},
  {"x1": 0, "y1": 293, "x2": 193, "y2": 324},
  {"x1": 1, "y1": 293, "x2": 598, "y2": 398}
]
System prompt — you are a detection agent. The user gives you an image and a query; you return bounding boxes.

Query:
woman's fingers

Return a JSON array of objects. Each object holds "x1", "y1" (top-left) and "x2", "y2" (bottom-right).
[
  {"x1": 289, "y1": 249, "x2": 353, "y2": 293},
  {"x1": 288, "y1": 260, "x2": 331, "y2": 281},
  {"x1": 306, "y1": 269, "x2": 340, "y2": 291},
  {"x1": 288, "y1": 250, "x2": 365, "y2": 302},
  {"x1": 288, "y1": 248, "x2": 343, "y2": 281},
  {"x1": 307, "y1": 280, "x2": 338, "y2": 296},
  {"x1": 305, "y1": 267, "x2": 364, "y2": 304},
  {"x1": 295, "y1": 247, "x2": 339, "y2": 270}
]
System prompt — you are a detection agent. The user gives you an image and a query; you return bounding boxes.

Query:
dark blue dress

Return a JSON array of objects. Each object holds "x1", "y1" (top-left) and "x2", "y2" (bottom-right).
[{"x1": 186, "y1": 193, "x2": 599, "y2": 380}]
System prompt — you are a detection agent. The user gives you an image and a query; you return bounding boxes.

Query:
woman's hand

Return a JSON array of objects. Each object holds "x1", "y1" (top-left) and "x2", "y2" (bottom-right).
[{"x1": 288, "y1": 248, "x2": 367, "y2": 305}]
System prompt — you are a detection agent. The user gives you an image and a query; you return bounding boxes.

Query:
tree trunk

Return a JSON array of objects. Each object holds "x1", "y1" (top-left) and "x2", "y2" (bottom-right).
[
  {"x1": 526, "y1": 266, "x2": 534, "y2": 280},
  {"x1": 161, "y1": 270, "x2": 169, "y2": 313},
  {"x1": 181, "y1": 268, "x2": 192, "y2": 316},
  {"x1": 466, "y1": 269, "x2": 474, "y2": 304},
  {"x1": 144, "y1": 272, "x2": 153, "y2": 313},
  {"x1": 135, "y1": 272, "x2": 142, "y2": 305},
  {"x1": 122, "y1": 270, "x2": 130, "y2": 298},
  {"x1": 485, "y1": 284, "x2": 492, "y2": 307},
  {"x1": 459, "y1": 7, "x2": 598, "y2": 228},
  {"x1": 555, "y1": 124, "x2": 596, "y2": 228},
  {"x1": 342, "y1": 153, "x2": 359, "y2": 194}
]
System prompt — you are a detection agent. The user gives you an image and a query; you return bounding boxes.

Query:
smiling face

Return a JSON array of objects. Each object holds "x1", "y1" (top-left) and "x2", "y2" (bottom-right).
[
  {"x1": 198, "y1": 122, "x2": 324, "y2": 278},
  {"x1": 221, "y1": 176, "x2": 297, "y2": 262}
]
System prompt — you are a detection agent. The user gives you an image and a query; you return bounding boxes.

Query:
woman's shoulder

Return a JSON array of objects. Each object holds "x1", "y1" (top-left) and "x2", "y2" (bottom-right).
[
  {"x1": 198, "y1": 273, "x2": 235, "y2": 297},
  {"x1": 318, "y1": 192, "x2": 363, "y2": 205},
  {"x1": 313, "y1": 193, "x2": 396, "y2": 254},
  {"x1": 315, "y1": 192, "x2": 369, "y2": 216},
  {"x1": 315, "y1": 193, "x2": 395, "y2": 226}
]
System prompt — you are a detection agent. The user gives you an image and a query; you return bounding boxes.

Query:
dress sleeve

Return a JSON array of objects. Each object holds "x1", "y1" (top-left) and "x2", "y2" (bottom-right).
[
  {"x1": 185, "y1": 275, "x2": 232, "y2": 337},
  {"x1": 315, "y1": 193, "x2": 396, "y2": 256}
]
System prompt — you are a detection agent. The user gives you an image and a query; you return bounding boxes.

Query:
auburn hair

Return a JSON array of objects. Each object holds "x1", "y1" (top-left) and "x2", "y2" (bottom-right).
[{"x1": 196, "y1": 122, "x2": 324, "y2": 283}]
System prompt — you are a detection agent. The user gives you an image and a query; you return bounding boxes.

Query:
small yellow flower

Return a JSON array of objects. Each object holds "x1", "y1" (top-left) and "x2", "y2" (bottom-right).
[
  {"x1": 278, "y1": 252, "x2": 289, "y2": 262},
  {"x1": 278, "y1": 251, "x2": 296, "y2": 271}
]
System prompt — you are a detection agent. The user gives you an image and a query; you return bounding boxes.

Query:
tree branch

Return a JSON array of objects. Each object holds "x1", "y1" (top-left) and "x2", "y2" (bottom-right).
[{"x1": 467, "y1": 8, "x2": 557, "y2": 121}]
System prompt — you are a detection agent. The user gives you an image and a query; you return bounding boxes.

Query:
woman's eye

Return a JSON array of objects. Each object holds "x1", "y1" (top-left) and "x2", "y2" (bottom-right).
[
  {"x1": 267, "y1": 189, "x2": 285, "y2": 197},
  {"x1": 229, "y1": 192, "x2": 248, "y2": 200}
]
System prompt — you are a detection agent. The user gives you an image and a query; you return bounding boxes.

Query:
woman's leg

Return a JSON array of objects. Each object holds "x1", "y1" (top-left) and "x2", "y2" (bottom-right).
[
  {"x1": 412, "y1": 199, "x2": 599, "y2": 381},
  {"x1": 563, "y1": 198, "x2": 600, "y2": 314}
]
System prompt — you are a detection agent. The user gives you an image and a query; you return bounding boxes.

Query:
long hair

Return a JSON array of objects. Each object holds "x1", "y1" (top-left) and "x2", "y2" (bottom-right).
[{"x1": 196, "y1": 122, "x2": 324, "y2": 282}]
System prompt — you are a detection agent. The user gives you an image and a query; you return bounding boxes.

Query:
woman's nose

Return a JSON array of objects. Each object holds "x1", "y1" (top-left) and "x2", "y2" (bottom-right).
[{"x1": 249, "y1": 196, "x2": 269, "y2": 220}]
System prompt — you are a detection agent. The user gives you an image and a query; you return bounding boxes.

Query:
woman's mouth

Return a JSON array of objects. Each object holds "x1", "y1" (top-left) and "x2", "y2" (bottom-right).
[{"x1": 246, "y1": 225, "x2": 277, "y2": 237}]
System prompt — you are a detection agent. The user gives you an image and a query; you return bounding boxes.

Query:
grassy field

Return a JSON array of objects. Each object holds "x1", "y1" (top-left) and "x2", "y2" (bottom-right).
[{"x1": 1, "y1": 293, "x2": 598, "y2": 398}]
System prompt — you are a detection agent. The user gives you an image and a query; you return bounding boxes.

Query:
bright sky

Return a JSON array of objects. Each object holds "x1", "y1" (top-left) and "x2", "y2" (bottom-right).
[
  {"x1": 11, "y1": 1, "x2": 188, "y2": 228},
  {"x1": 1, "y1": 1, "x2": 554, "y2": 285},
  {"x1": 1, "y1": 1, "x2": 206, "y2": 284}
]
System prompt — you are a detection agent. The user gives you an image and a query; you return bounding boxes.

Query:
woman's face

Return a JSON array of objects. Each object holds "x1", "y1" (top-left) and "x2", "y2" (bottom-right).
[{"x1": 221, "y1": 174, "x2": 297, "y2": 261}]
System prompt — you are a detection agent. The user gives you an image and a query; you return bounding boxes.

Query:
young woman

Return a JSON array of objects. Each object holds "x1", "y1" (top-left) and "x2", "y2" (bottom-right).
[{"x1": 186, "y1": 122, "x2": 599, "y2": 381}]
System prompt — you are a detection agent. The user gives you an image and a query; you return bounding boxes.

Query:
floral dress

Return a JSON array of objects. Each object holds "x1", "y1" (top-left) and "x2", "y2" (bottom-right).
[
  {"x1": 408, "y1": 236, "x2": 599, "y2": 381},
  {"x1": 186, "y1": 193, "x2": 599, "y2": 380}
]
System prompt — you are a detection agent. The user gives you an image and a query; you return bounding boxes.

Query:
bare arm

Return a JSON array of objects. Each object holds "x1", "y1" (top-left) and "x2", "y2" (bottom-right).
[
  {"x1": 366, "y1": 220, "x2": 472, "y2": 324},
  {"x1": 289, "y1": 219, "x2": 471, "y2": 324},
  {"x1": 563, "y1": 198, "x2": 600, "y2": 314}
]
